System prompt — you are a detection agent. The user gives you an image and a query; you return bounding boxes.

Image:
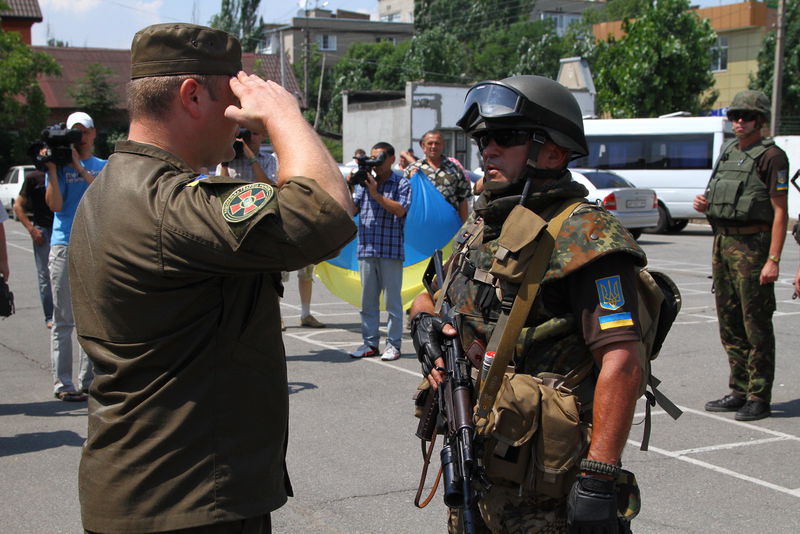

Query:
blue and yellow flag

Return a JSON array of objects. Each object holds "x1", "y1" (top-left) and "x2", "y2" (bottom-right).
[{"x1": 315, "y1": 171, "x2": 464, "y2": 309}]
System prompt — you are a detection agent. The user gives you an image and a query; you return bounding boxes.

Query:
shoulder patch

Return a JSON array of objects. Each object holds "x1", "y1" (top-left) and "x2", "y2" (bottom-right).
[
  {"x1": 186, "y1": 174, "x2": 209, "y2": 187},
  {"x1": 776, "y1": 170, "x2": 788, "y2": 191},
  {"x1": 222, "y1": 182, "x2": 275, "y2": 223},
  {"x1": 596, "y1": 275, "x2": 625, "y2": 310}
]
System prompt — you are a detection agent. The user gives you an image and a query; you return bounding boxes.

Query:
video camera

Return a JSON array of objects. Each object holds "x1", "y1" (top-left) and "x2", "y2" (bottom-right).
[
  {"x1": 350, "y1": 152, "x2": 387, "y2": 187},
  {"x1": 29, "y1": 123, "x2": 84, "y2": 170},
  {"x1": 232, "y1": 128, "x2": 251, "y2": 160}
]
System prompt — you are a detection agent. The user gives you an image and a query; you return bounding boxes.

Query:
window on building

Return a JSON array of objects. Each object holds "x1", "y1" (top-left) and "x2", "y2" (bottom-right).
[
  {"x1": 316, "y1": 34, "x2": 337, "y2": 51},
  {"x1": 541, "y1": 12, "x2": 582, "y2": 36},
  {"x1": 711, "y1": 36, "x2": 728, "y2": 72},
  {"x1": 375, "y1": 36, "x2": 398, "y2": 45},
  {"x1": 381, "y1": 12, "x2": 401, "y2": 22}
]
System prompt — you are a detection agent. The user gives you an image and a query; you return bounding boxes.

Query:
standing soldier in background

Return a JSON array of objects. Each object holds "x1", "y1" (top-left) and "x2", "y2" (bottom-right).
[
  {"x1": 694, "y1": 89, "x2": 789, "y2": 422},
  {"x1": 69, "y1": 23, "x2": 355, "y2": 533},
  {"x1": 410, "y1": 75, "x2": 647, "y2": 533}
]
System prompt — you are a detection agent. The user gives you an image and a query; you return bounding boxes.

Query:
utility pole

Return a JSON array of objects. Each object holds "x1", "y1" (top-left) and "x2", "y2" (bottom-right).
[{"x1": 770, "y1": 0, "x2": 786, "y2": 137}]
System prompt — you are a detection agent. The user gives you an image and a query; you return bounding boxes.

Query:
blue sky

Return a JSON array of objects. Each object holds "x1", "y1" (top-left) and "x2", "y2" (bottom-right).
[
  {"x1": 31, "y1": 0, "x2": 742, "y2": 50},
  {"x1": 31, "y1": 0, "x2": 378, "y2": 49}
]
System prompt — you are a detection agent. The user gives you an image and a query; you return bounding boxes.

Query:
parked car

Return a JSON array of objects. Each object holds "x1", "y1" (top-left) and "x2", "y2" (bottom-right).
[
  {"x1": 0, "y1": 165, "x2": 36, "y2": 220},
  {"x1": 570, "y1": 169, "x2": 659, "y2": 239}
]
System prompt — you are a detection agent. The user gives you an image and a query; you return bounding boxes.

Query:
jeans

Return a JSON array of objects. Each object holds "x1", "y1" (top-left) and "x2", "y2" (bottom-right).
[
  {"x1": 32, "y1": 225, "x2": 53, "y2": 323},
  {"x1": 358, "y1": 257, "x2": 403, "y2": 350},
  {"x1": 49, "y1": 244, "x2": 93, "y2": 394}
]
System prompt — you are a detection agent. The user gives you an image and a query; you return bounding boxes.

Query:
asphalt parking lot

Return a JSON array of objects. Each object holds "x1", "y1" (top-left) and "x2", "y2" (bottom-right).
[{"x1": 1, "y1": 219, "x2": 799, "y2": 533}]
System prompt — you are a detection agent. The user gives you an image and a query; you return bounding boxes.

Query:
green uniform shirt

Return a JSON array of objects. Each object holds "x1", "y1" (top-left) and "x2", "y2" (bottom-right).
[{"x1": 70, "y1": 140, "x2": 356, "y2": 532}]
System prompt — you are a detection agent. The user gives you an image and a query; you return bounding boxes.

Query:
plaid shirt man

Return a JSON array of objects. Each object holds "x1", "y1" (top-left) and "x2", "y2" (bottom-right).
[{"x1": 353, "y1": 171, "x2": 412, "y2": 260}]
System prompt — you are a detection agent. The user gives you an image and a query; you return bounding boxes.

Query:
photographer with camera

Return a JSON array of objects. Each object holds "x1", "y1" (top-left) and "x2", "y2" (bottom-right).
[
  {"x1": 347, "y1": 142, "x2": 411, "y2": 361},
  {"x1": 216, "y1": 127, "x2": 276, "y2": 185},
  {"x1": 43, "y1": 111, "x2": 106, "y2": 402}
]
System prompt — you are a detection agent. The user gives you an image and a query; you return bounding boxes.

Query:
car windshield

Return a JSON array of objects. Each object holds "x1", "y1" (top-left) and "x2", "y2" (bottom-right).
[{"x1": 581, "y1": 171, "x2": 635, "y2": 189}]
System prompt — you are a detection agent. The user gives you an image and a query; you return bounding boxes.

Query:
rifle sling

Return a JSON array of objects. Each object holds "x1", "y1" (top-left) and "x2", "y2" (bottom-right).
[
  {"x1": 475, "y1": 198, "x2": 584, "y2": 422},
  {"x1": 414, "y1": 431, "x2": 443, "y2": 508}
]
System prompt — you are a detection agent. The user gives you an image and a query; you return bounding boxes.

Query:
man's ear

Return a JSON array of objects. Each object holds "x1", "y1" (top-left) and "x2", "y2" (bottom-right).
[
  {"x1": 178, "y1": 78, "x2": 204, "y2": 119},
  {"x1": 543, "y1": 143, "x2": 569, "y2": 168}
]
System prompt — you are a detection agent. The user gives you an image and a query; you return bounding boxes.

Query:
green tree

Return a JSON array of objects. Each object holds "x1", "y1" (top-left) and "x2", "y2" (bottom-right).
[
  {"x1": 750, "y1": 0, "x2": 800, "y2": 134},
  {"x1": 209, "y1": 0, "x2": 266, "y2": 52},
  {"x1": 583, "y1": 0, "x2": 650, "y2": 24},
  {"x1": 592, "y1": 0, "x2": 717, "y2": 117},
  {"x1": 69, "y1": 63, "x2": 118, "y2": 123},
  {"x1": 0, "y1": 23, "x2": 61, "y2": 171}
]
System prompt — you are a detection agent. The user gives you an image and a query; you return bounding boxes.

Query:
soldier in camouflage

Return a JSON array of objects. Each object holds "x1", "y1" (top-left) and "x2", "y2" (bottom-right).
[
  {"x1": 694, "y1": 89, "x2": 789, "y2": 422},
  {"x1": 410, "y1": 75, "x2": 648, "y2": 534}
]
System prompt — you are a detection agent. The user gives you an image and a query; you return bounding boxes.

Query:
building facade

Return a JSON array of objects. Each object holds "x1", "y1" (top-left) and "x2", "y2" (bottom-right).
[
  {"x1": 378, "y1": 0, "x2": 414, "y2": 23},
  {"x1": 592, "y1": 1, "x2": 777, "y2": 109}
]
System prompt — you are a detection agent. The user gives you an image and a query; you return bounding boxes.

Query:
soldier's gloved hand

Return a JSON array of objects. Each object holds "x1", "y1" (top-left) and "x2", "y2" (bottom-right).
[
  {"x1": 567, "y1": 475, "x2": 619, "y2": 534},
  {"x1": 410, "y1": 312, "x2": 445, "y2": 376}
]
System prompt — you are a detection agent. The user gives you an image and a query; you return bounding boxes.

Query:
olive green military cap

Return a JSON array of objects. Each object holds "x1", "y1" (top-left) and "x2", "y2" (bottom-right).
[{"x1": 131, "y1": 23, "x2": 242, "y2": 79}]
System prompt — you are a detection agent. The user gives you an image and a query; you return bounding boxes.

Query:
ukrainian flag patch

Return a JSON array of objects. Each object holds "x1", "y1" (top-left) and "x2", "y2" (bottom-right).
[
  {"x1": 596, "y1": 275, "x2": 624, "y2": 310},
  {"x1": 599, "y1": 312, "x2": 634, "y2": 330},
  {"x1": 776, "y1": 170, "x2": 788, "y2": 191}
]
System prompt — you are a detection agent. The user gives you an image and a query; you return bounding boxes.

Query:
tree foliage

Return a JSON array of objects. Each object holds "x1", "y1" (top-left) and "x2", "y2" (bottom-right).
[
  {"x1": 583, "y1": 0, "x2": 650, "y2": 24},
  {"x1": 593, "y1": 0, "x2": 717, "y2": 117},
  {"x1": 69, "y1": 63, "x2": 118, "y2": 123},
  {"x1": 208, "y1": 0, "x2": 266, "y2": 52},
  {"x1": 0, "y1": 26, "x2": 60, "y2": 170},
  {"x1": 750, "y1": 0, "x2": 800, "y2": 134}
]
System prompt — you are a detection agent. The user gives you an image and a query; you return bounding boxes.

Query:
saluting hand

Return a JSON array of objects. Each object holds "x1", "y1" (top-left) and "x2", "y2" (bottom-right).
[{"x1": 226, "y1": 72, "x2": 300, "y2": 134}]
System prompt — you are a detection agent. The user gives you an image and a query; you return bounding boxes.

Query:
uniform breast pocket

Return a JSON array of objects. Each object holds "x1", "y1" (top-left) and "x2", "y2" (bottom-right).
[{"x1": 707, "y1": 178, "x2": 743, "y2": 220}]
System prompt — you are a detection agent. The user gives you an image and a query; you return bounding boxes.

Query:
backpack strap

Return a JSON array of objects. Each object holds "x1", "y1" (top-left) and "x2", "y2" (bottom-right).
[{"x1": 474, "y1": 197, "x2": 584, "y2": 423}]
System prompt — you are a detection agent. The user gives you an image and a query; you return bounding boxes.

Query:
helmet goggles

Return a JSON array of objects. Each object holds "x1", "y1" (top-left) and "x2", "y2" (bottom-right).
[{"x1": 458, "y1": 82, "x2": 530, "y2": 130}]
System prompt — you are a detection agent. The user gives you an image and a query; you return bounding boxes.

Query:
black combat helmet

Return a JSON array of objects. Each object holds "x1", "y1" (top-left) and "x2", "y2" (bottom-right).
[
  {"x1": 457, "y1": 75, "x2": 588, "y2": 159},
  {"x1": 727, "y1": 89, "x2": 771, "y2": 123}
]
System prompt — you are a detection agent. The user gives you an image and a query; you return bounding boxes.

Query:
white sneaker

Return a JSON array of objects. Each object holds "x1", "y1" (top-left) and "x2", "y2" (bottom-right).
[
  {"x1": 381, "y1": 345, "x2": 401, "y2": 361},
  {"x1": 350, "y1": 344, "x2": 378, "y2": 358}
]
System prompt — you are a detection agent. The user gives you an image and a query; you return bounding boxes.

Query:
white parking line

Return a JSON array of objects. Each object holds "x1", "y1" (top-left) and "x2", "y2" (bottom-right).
[{"x1": 628, "y1": 405, "x2": 800, "y2": 498}]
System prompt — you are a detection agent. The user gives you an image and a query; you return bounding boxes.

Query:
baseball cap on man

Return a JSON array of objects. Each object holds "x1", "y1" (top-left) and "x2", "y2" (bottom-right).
[
  {"x1": 130, "y1": 23, "x2": 242, "y2": 79},
  {"x1": 66, "y1": 112, "x2": 94, "y2": 129}
]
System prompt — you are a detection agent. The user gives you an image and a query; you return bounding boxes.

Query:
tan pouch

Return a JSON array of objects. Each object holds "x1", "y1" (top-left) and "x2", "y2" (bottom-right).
[
  {"x1": 489, "y1": 205, "x2": 547, "y2": 284},
  {"x1": 531, "y1": 382, "x2": 587, "y2": 498},
  {"x1": 479, "y1": 373, "x2": 541, "y2": 484}
]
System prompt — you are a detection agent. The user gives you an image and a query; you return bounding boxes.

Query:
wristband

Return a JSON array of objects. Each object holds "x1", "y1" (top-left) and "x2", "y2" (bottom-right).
[
  {"x1": 580, "y1": 458, "x2": 620, "y2": 478},
  {"x1": 248, "y1": 156, "x2": 258, "y2": 164},
  {"x1": 768, "y1": 254, "x2": 780, "y2": 263}
]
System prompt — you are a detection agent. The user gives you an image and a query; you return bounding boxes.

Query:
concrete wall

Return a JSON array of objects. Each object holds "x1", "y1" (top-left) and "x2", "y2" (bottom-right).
[{"x1": 342, "y1": 96, "x2": 410, "y2": 162}]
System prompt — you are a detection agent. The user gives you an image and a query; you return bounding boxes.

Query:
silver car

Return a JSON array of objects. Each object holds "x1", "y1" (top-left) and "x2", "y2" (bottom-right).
[
  {"x1": 570, "y1": 169, "x2": 658, "y2": 240},
  {"x1": 0, "y1": 165, "x2": 36, "y2": 219}
]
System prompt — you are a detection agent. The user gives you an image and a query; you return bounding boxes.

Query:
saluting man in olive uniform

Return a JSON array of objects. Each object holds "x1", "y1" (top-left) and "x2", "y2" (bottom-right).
[
  {"x1": 694, "y1": 90, "x2": 789, "y2": 422},
  {"x1": 410, "y1": 76, "x2": 647, "y2": 533},
  {"x1": 69, "y1": 23, "x2": 355, "y2": 533}
]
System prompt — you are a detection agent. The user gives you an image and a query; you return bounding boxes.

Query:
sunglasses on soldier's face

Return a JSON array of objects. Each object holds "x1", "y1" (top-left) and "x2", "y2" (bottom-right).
[
  {"x1": 727, "y1": 111, "x2": 759, "y2": 122},
  {"x1": 473, "y1": 129, "x2": 532, "y2": 152}
]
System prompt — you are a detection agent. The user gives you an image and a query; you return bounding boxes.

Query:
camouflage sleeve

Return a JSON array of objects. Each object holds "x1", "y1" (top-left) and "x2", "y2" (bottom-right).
[
  {"x1": 544, "y1": 204, "x2": 647, "y2": 282},
  {"x1": 568, "y1": 253, "x2": 641, "y2": 351},
  {"x1": 759, "y1": 146, "x2": 790, "y2": 197}
]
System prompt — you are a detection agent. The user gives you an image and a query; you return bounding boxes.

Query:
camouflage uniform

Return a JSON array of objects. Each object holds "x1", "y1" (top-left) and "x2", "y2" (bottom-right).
[
  {"x1": 707, "y1": 139, "x2": 789, "y2": 403},
  {"x1": 443, "y1": 175, "x2": 645, "y2": 533}
]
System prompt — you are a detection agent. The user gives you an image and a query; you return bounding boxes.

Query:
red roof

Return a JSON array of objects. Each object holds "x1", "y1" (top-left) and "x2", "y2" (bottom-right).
[
  {"x1": 33, "y1": 47, "x2": 303, "y2": 110},
  {"x1": 0, "y1": 0, "x2": 42, "y2": 20}
]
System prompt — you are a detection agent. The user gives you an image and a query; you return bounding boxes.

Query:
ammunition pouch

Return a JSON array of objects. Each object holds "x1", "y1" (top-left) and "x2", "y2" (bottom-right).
[{"x1": 476, "y1": 371, "x2": 590, "y2": 499}]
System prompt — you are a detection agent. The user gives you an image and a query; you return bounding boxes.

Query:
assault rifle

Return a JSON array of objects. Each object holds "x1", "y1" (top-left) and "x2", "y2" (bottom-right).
[{"x1": 415, "y1": 249, "x2": 487, "y2": 534}]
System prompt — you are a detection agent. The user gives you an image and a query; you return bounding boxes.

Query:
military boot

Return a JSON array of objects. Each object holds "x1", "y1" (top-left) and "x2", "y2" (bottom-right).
[
  {"x1": 735, "y1": 400, "x2": 771, "y2": 421},
  {"x1": 704, "y1": 394, "x2": 745, "y2": 412}
]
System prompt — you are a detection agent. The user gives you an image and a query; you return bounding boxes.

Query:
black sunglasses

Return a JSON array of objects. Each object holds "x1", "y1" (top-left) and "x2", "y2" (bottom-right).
[
  {"x1": 727, "y1": 111, "x2": 759, "y2": 122},
  {"x1": 473, "y1": 129, "x2": 532, "y2": 152}
]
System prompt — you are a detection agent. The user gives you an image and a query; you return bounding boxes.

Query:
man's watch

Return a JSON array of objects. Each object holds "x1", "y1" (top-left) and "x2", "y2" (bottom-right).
[
  {"x1": 768, "y1": 254, "x2": 780, "y2": 263},
  {"x1": 580, "y1": 458, "x2": 620, "y2": 478}
]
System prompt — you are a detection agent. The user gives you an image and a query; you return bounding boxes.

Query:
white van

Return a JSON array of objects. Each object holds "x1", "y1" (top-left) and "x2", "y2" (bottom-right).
[{"x1": 570, "y1": 116, "x2": 733, "y2": 233}]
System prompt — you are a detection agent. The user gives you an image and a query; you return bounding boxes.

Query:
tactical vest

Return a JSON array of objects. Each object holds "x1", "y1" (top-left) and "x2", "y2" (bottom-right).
[
  {"x1": 706, "y1": 139, "x2": 775, "y2": 224},
  {"x1": 446, "y1": 202, "x2": 645, "y2": 403}
]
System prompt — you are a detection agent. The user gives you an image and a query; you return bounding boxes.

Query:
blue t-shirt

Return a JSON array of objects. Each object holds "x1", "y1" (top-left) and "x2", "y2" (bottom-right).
[{"x1": 47, "y1": 156, "x2": 106, "y2": 246}]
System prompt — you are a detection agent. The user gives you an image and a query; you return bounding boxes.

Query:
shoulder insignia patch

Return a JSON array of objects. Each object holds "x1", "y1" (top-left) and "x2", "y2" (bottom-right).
[
  {"x1": 596, "y1": 275, "x2": 624, "y2": 310},
  {"x1": 222, "y1": 182, "x2": 274, "y2": 223},
  {"x1": 599, "y1": 312, "x2": 634, "y2": 330},
  {"x1": 776, "y1": 170, "x2": 788, "y2": 191}
]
